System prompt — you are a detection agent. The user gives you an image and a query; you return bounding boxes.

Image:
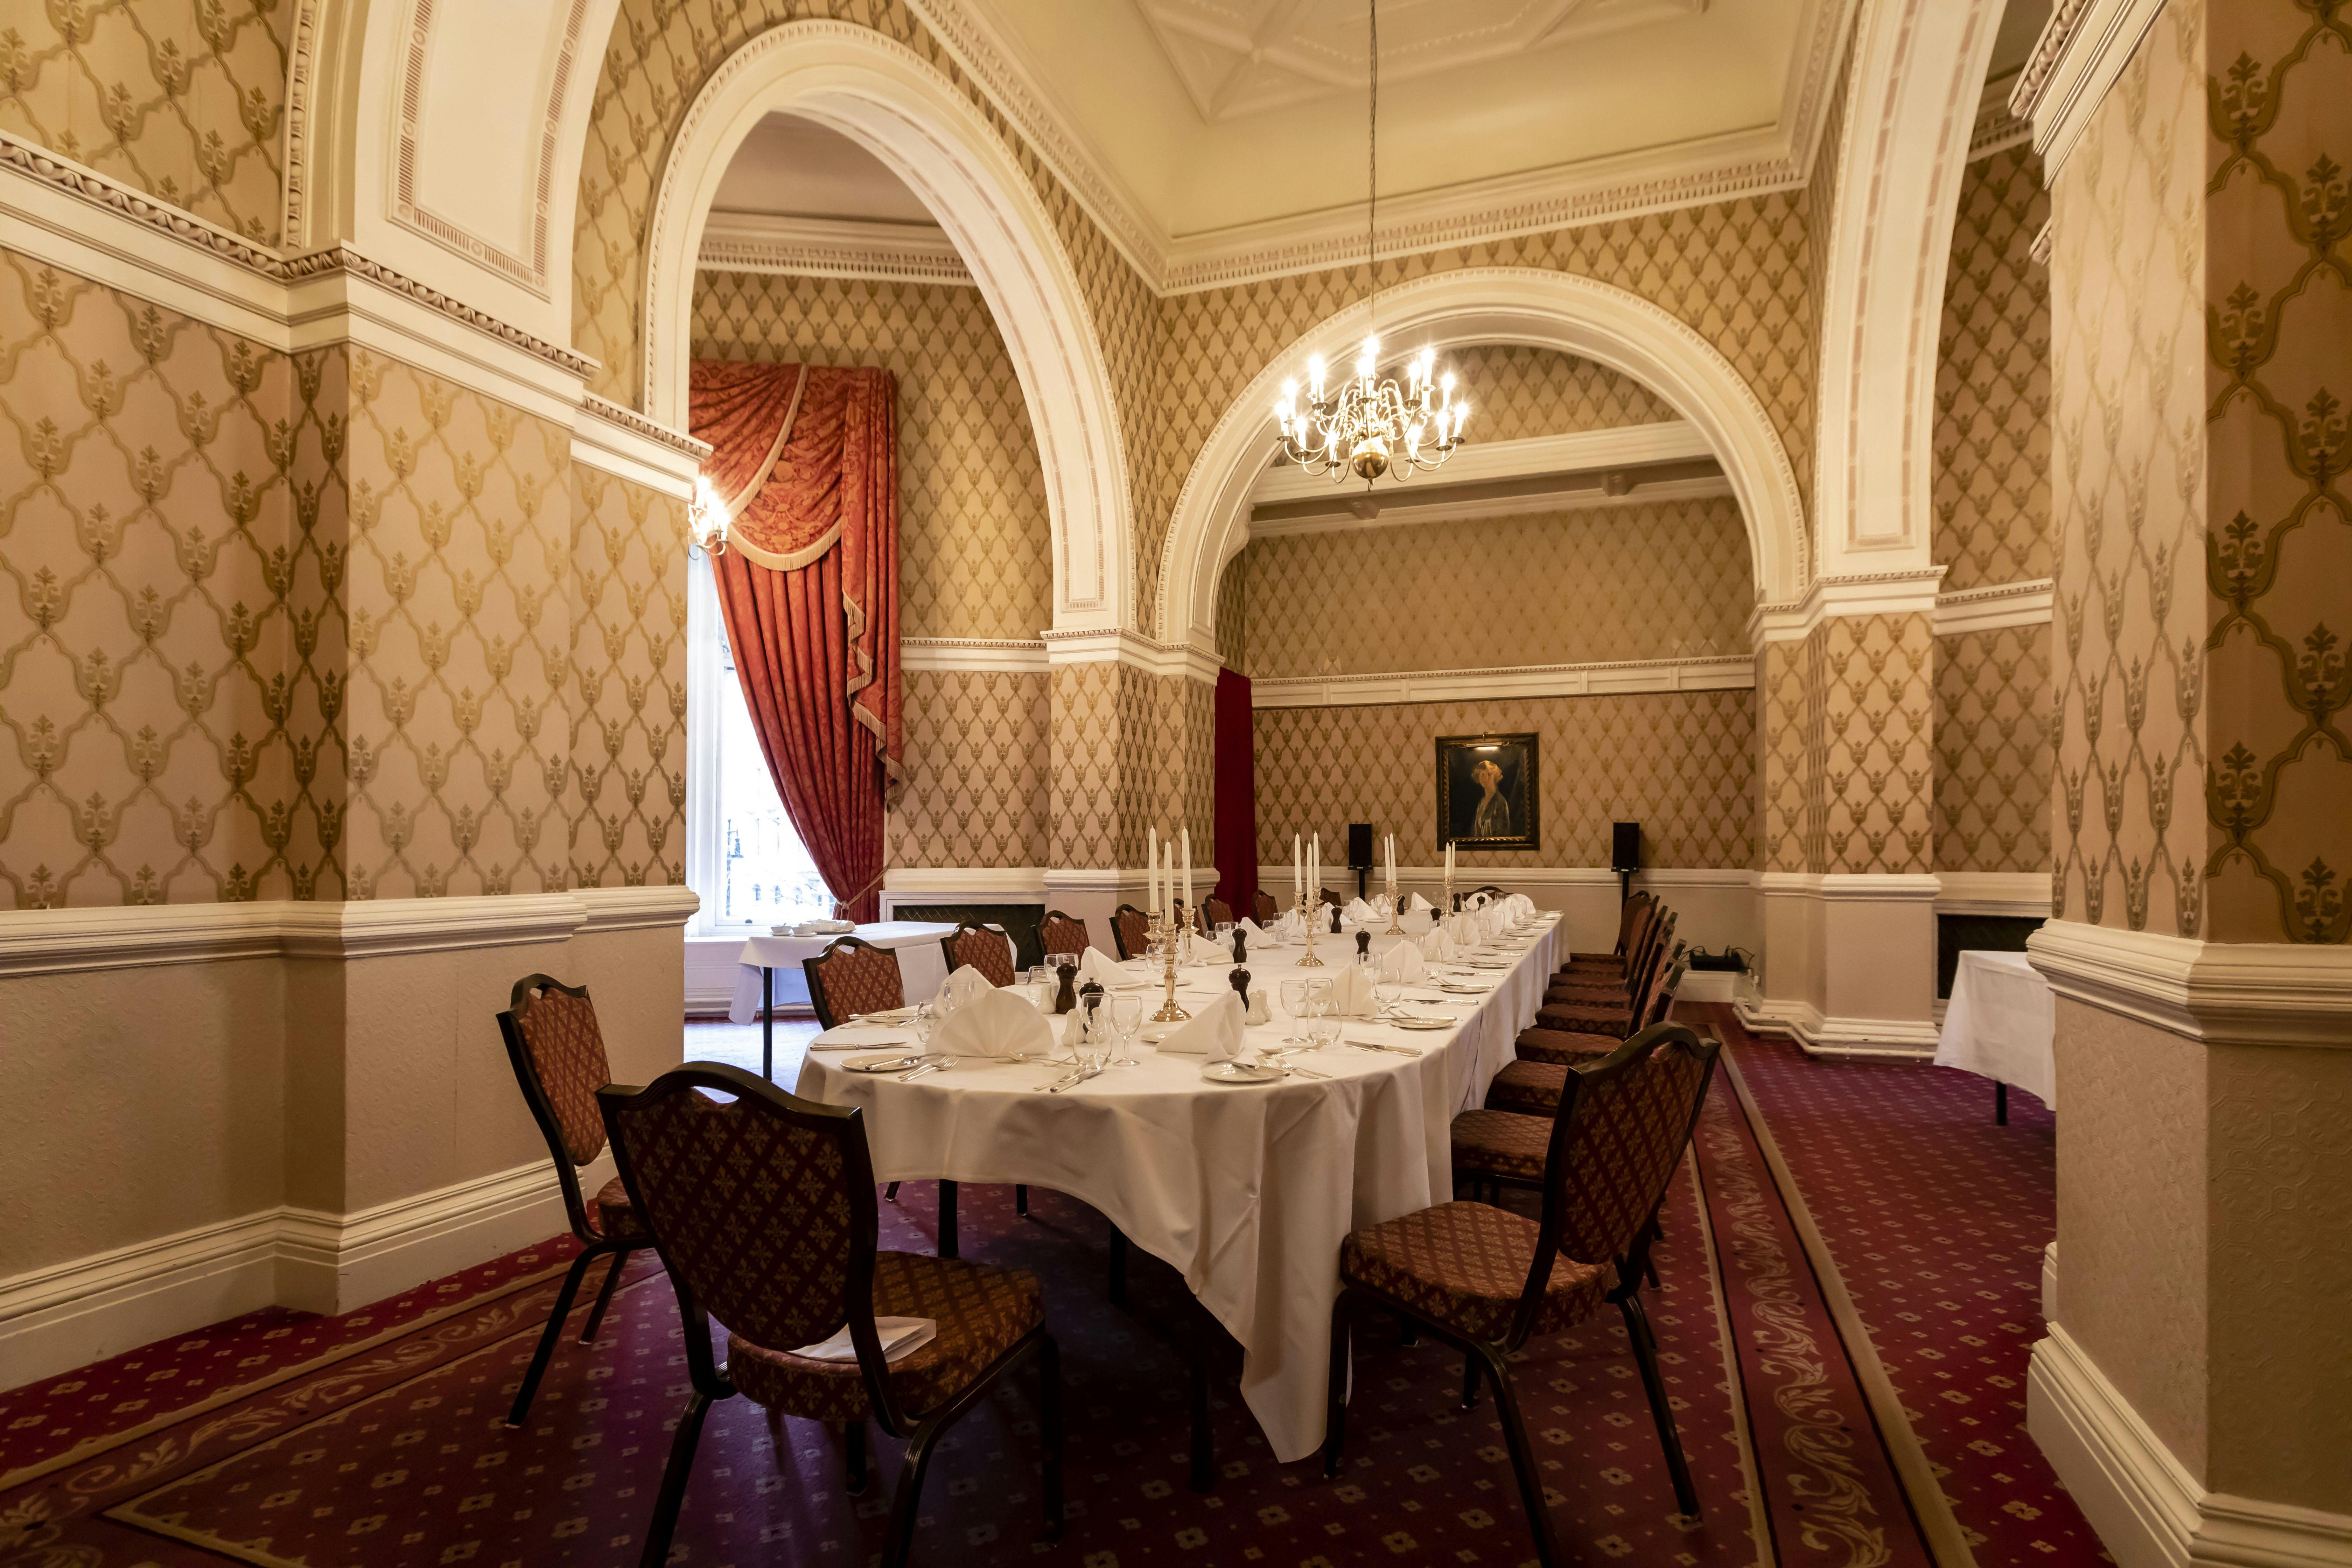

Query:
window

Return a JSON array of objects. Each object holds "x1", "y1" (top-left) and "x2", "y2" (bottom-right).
[{"x1": 687, "y1": 553, "x2": 833, "y2": 931}]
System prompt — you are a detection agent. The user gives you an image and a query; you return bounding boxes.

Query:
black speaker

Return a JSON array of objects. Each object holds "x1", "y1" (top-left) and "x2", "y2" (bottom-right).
[
  {"x1": 1347, "y1": 822, "x2": 1373, "y2": 869},
  {"x1": 1611, "y1": 822, "x2": 1641, "y2": 873}
]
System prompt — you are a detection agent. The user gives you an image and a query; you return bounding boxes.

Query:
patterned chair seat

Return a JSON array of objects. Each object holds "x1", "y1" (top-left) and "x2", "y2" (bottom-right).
[
  {"x1": 1450, "y1": 1108, "x2": 1553, "y2": 1184},
  {"x1": 1338, "y1": 1201, "x2": 1607, "y2": 1342},
  {"x1": 729, "y1": 1252, "x2": 1044, "y2": 1423},
  {"x1": 1535, "y1": 1001, "x2": 1634, "y2": 1036},
  {"x1": 1483, "y1": 1059, "x2": 1573, "y2": 1115},
  {"x1": 591, "y1": 1174, "x2": 647, "y2": 1241},
  {"x1": 1546, "y1": 977, "x2": 1632, "y2": 1003},
  {"x1": 1559, "y1": 952, "x2": 1628, "y2": 973},
  {"x1": 1516, "y1": 1026, "x2": 1625, "y2": 1066}
]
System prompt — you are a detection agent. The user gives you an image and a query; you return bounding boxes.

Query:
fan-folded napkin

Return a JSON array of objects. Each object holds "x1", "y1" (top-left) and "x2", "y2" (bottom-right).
[
  {"x1": 1342, "y1": 898, "x2": 1378, "y2": 925},
  {"x1": 1420, "y1": 926, "x2": 1459, "y2": 961},
  {"x1": 934, "y1": 964, "x2": 995, "y2": 1013},
  {"x1": 1328, "y1": 964, "x2": 1379, "y2": 1018},
  {"x1": 1155, "y1": 992, "x2": 1256, "y2": 1062},
  {"x1": 1077, "y1": 946, "x2": 1129, "y2": 990},
  {"x1": 1406, "y1": 892, "x2": 1433, "y2": 912},
  {"x1": 931, "y1": 987, "x2": 1051, "y2": 1058},
  {"x1": 1376, "y1": 941, "x2": 1428, "y2": 983}
]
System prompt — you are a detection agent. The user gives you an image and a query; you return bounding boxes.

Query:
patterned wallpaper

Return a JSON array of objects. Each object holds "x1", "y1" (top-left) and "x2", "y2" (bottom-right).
[
  {"x1": 890, "y1": 668, "x2": 1046, "y2": 868},
  {"x1": 0, "y1": 251, "x2": 688, "y2": 908},
  {"x1": 1253, "y1": 691, "x2": 1754, "y2": 870},
  {"x1": 1806, "y1": 612, "x2": 1934, "y2": 875},
  {"x1": 1935, "y1": 625, "x2": 2052, "y2": 874},
  {"x1": 1213, "y1": 550, "x2": 1247, "y2": 671},
  {"x1": 1236, "y1": 497, "x2": 1752, "y2": 680},
  {"x1": 1757, "y1": 640, "x2": 1810, "y2": 874},
  {"x1": 1801, "y1": 30, "x2": 1854, "y2": 581},
  {"x1": 2049, "y1": 0, "x2": 2207, "y2": 936},
  {"x1": 2202, "y1": 0, "x2": 2352, "y2": 946},
  {"x1": 1421, "y1": 345, "x2": 1680, "y2": 442},
  {"x1": 1934, "y1": 146, "x2": 2053, "y2": 592},
  {"x1": 692, "y1": 269, "x2": 1052, "y2": 642},
  {"x1": 0, "y1": 0, "x2": 290, "y2": 244}
]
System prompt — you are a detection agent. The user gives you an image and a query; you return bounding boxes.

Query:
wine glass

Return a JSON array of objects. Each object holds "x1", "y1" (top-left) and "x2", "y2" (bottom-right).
[
  {"x1": 1109, "y1": 993, "x2": 1143, "y2": 1066},
  {"x1": 1279, "y1": 978, "x2": 1307, "y2": 1045},
  {"x1": 1374, "y1": 976, "x2": 1403, "y2": 1018}
]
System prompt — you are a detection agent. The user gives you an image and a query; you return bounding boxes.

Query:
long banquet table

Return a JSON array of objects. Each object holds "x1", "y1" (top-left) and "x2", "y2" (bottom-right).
[{"x1": 794, "y1": 915, "x2": 1560, "y2": 1463}]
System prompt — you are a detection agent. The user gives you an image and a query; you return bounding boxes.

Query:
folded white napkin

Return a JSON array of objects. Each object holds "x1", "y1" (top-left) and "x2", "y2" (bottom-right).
[
  {"x1": 1270, "y1": 909, "x2": 1303, "y2": 941},
  {"x1": 1328, "y1": 963, "x2": 1379, "y2": 1018},
  {"x1": 1421, "y1": 925, "x2": 1459, "y2": 961},
  {"x1": 1406, "y1": 892, "x2": 1433, "y2": 912},
  {"x1": 1185, "y1": 931, "x2": 1228, "y2": 964},
  {"x1": 1156, "y1": 991, "x2": 1255, "y2": 1062},
  {"x1": 931, "y1": 987, "x2": 1051, "y2": 1058},
  {"x1": 1342, "y1": 897, "x2": 1378, "y2": 925},
  {"x1": 1236, "y1": 917, "x2": 1267, "y2": 942},
  {"x1": 1078, "y1": 946, "x2": 1128, "y2": 990},
  {"x1": 935, "y1": 964, "x2": 995, "y2": 1014},
  {"x1": 790, "y1": 1315, "x2": 936, "y2": 1363},
  {"x1": 1377, "y1": 940, "x2": 1428, "y2": 984}
]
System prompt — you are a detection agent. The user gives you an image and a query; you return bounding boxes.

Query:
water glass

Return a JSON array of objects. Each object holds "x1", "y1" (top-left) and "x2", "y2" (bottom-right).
[
  {"x1": 1374, "y1": 978, "x2": 1402, "y2": 1017},
  {"x1": 1110, "y1": 993, "x2": 1143, "y2": 1065},
  {"x1": 1279, "y1": 978, "x2": 1307, "y2": 1044},
  {"x1": 1214, "y1": 921, "x2": 1234, "y2": 947},
  {"x1": 1308, "y1": 1014, "x2": 1343, "y2": 1052}
]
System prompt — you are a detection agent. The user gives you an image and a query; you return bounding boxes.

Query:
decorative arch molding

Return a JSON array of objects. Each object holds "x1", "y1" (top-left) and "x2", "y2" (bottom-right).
[
  {"x1": 641, "y1": 20, "x2": 1134, "y2": 631},
  {"x1": 1153, "y1": 266, "x2": 1810, "y2": 651},
  {"x1": 1810, "y1": 0, "x2": 2005, "y2": 578}
]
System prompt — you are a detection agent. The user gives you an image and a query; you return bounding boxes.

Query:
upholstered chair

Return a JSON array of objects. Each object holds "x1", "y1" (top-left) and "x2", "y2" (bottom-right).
[
  {"x1": 1110, "y1": 903, "x2": 1150, "y2": 960},
  {"x1": 494, "y1": 975, "x2": 647, "y2": 1425},
  {"x1": 1560, "y1": 890, "x2": 1653, "y2": 974},
  {"x1": 1536, "y1": 918, "x2": 1678, "y2": 1035},
  {"x1": 598, "y1": 1064, "x2": 1062, "y2": 1568},
  {"x1": 1201, "y1": 895, "x2": 1233, "y2": 927},
  {"x1": 943, "y1": 920, "x2": 1017, "y2": 987},
  {"x1": 1545, "y1": 905, "x2": 1670, "y2": 1002},
  {"x1": 804, "y1": 936, "x2": 908, "y2": 1027},
  {"x1": 1038, "y1": 909, "x2": 1092, "y2": 957},
  {"x1": 1250, "y1": 888, "x2": 1280, "y2": 925},
  {"x1": 1488, "y1": 956, "x2": 1693, "y2": 1112},
  {"x1": 1324, "y1": 1024, "x2": 1720, "y2": 1564}
]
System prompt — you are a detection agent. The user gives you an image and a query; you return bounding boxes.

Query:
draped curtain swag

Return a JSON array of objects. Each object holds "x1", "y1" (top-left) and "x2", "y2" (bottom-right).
[{"x1": 691, "y1": 360, "x2": 902, "y2": 923}]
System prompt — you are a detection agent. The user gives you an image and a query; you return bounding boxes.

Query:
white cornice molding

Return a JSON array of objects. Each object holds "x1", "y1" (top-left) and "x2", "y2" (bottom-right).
[
  {"x1": 906, "y1": 0, "x2": 1862, "y2": 297},
  {"x1": 571, "y1": 393, "x2": 707, "y2": 495},
  {"x1": 1248, "y1": 422, "x2": 1714, "y2": 508},
  {"x1": 2030, "y1": 218, "x2": 2054, "y2": 268},
  {"x1": 698, "y1": 211, "x2": 974, "y2": 284},
  {"x1": 881, "y1": 867, "x2": 1048, "y2": 895},
  {"x1": 1248, "y1": 475, "x2": 1735, "y2": 537},
  {"x1": 1250, "y1": 655, "x2": 1752, "y2": 709},
  {"x1": 1935, "y1": 871, "x2": 2053, "y2": 917},
  {"x1": 1040, "y1": 628, "x2": 1223, "y2": 683},
  {"x1": 0, "y1": 890, "x2": 699, "y2": 978},
  {"x1": 1972, "y1": 68, "x2": 2035, "y2": 158},
  {"x1": 2011, "y1": 0, "x2": 2169, "y2": 180},
  {"x1": 901, "y1": 637, "x2": 1051, "y2": 674},
  {"x1": 1933, "y1": 577, "x2": 2056, "y2": 636},
  {"x1": 1756, "y1": 872, "x2": 1944, "y2": 902},
  {"x1": 1748, "y1": 566, "x2": 1949, "y2": 644},
  {"x1": 2028, "y1": 919, "x2": 2352, "y2": 1049}
]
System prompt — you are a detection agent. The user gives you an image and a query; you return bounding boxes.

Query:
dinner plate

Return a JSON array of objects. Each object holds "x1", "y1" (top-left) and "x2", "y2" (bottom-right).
[
  {"x1": 1436, "y1": 981, "x2": 1492, "y2": 994},
  {"x1": 1202, "y1": 1060, "x2": 1287, "y2": 1084},
  {"x1": 1390, "y1": 1016, "x2": 1455, "y2": 1030},
  {"x1": 842, "y1": 1053, "x2": 923, "y2": 1073},
  {"x1": 1468, "y1": 958, "x2": 1516, "y2": 969}
]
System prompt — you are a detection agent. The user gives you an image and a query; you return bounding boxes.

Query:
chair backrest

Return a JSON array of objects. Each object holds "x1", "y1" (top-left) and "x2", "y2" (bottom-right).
[
  {"x1": 1203, "y1": 895, "x2": 1233, "y2": 928},
  {"x1": 1626, "y1": 906, "x2": 1676, "y2": 996},
  {"x1": 1319, "y1": 888, "x2": 1345, "y2": 913},
  {"x1": 803, "y1": 937, "x2": 905, "y2": 1029},
  {"x1": 1468, "y1": 884, "x2": 1506, "y2": 903},
  {"x1": 1250, "y1": 889, "x2": 1279, "y2": 924},
  {"x1": 599, "y1": 1065, "x2": 903, "y2": 1419},
  {"x1": 944, "y1": 920, "x2": 1017, "y2": 987},
  {"x1": 1512, "y1": 1023, "x2": 1719, "y2": 1345},
  {"x1": 496, "y1": 974, "x2": 614, "y2": 1242},
  {"x1": 1039, "y1": 909, "x2": 1091, "y2": 958},
  {"x1": 1613, "y1": 890, "x2": 1656, "y2": 957},
  {"x1": 1110, "y1": 903, "x2": 1150, "y2": 960},
  {"x1": 1638, "y1": 946, "x2": 1689, "y2": 1029}
]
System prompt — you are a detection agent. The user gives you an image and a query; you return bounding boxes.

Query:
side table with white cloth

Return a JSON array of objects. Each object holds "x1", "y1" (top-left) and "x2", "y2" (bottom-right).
[
  {"x1": 1934, "y1": 948, "x2": 2056, "y2": 1121},
  {"x1": 728, "y1": 920, "x2": 1014, "y2": 1080},
  {"x1": 793, "y1": 915, "x2": 1561, "y2": 1463}
]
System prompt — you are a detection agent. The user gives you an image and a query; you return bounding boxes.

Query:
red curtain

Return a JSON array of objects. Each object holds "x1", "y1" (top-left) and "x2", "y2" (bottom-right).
[
  {"x1": 692, "y1": 362, "x2": 901, "y2": 923},
  {"x1": 1214, "y1": 667, "x2": 1257, "y2": 917}
]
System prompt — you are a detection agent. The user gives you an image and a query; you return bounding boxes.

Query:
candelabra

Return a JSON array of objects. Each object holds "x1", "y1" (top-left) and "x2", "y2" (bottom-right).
[
  {"x1": 1384, "y1": 870, "x2": 1404, "y2": 934},
  {"x1": 1294, "y1": 892, "x2": 1325, "y2": 967},
  {"x1": 1148, "y1": 911, "x2": 1190, "y2": 1023}
]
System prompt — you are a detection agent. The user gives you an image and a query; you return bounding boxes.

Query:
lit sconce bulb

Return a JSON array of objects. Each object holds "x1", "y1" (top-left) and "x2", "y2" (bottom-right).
[
  {"x1": 1406, "y1": 421, "x2": 1424, "y2": 454},
  {"x1": 1308, "y1": 355, "x2": 1326, "y2": 397},
  {"x1": 1453, "y1": 402, "x2": 1469, "y2": 438}
]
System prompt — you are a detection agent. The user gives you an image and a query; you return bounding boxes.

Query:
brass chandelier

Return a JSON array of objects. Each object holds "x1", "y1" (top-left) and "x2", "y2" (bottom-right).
[{"x1": 1272, "y1": 0, "x2": 1470, "y2": 484}]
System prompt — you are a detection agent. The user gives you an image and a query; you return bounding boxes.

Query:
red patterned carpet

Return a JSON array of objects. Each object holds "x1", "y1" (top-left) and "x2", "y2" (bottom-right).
[{"x1": 0, "y1": 1015, "x2": 2107, "y2": 1568}]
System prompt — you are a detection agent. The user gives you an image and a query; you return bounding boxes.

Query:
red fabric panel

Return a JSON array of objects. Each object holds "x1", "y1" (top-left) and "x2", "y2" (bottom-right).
[
  {"x1": 688, "y1": 361, "x2": 801, "y2": 507},
  {"x1": 1214, "y1": 667, "x2": 1257, "y2": 917}
]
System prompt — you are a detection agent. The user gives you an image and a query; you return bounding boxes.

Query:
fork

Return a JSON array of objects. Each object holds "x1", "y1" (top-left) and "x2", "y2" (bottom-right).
[
  {"x1": 896, "y1": 1058, "x2": 949, "y2": 1083},
  {"x1": 1347, "y1": 1038, "x2": 1423, "y2": 1056}
]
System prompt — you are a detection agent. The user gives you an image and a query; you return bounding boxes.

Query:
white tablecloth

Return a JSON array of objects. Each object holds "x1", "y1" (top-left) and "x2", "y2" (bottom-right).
[
  {"x1": 794, "y1": 916, "x2": 1559, "y2": 1462},
  {"x1": 728, "y1": 921, "x2": 1012, "y2": 1024},
  {"x1": 1935, "y1": 949, "x2": 2056, "y2": 1110}
]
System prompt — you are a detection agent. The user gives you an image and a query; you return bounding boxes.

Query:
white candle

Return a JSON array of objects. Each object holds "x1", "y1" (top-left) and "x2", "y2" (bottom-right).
[
  {"x1": 1182, "y1": 828, "x2": 1193, "y2": 924},
  {"x1": 1164, "y1": 842, "x2": 1176, "y2": 923},
  {"x1": 1148, "y1": 825, "x2": 1158, "y2": 918},
  {"x1": 1294, "y1": 834, "x2": 1302, "y2": 904},
  {"x1": 1310, "y1": 834, "x2": 1320, "y2": 904}
]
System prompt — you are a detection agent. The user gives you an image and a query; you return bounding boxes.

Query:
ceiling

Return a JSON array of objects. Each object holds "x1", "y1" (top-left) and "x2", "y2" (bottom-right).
[{"x1": 710, "y1": 115, "x2": 937, "y2": 226}]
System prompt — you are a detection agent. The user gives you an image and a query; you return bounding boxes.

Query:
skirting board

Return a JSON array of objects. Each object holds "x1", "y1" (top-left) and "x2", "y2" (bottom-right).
[
  {"x1": 2028, "y1": 1324, "x2": 2352, "y2": 1568},
  {"x1": 0, "y1": 1157, "x2": 588, "y2": 1390},
  {"x1": 1734, "y1": 995, "x2": 1942, "y2": 1059}
]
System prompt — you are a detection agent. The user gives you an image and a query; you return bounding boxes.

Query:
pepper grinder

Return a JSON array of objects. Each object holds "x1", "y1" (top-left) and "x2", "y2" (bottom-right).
[
  {"x1": 1228, "y1": 967, "x2": 1251, "y2": 1002},
  {"x1": 1231, "y1": 926, "x2": 1248, "y2": 966},
  {"x1": 1329, "y1": 904, "x2": 1343, "y2": 934},
  {"x1": 1054, "y1": 960, "x2": 1079, "y2": 1015},
  {"x1": 1355, "y1": 930, "x2": 1371, "y2": 960}
]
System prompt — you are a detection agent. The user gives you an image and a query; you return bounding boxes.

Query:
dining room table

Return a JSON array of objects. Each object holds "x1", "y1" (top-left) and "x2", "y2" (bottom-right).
[
  {"x1": 728, "y1": 919, "x2": 1018, "y2": 1079},
  {"x1": 792, "y1": 910, "x2": 1561, "y2": 1464}
]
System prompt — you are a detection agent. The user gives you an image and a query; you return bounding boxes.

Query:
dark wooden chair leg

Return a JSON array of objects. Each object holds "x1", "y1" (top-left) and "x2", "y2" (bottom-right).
[
  {"x1": 1322, "y1": 1290, "x2": 1353, "y2": 1479},
  {"x1": 1107, "y1": 1227, "x2": 1128, "y2": 1305},
  {"x1": 508, "y1": 1246, "x2": 596, "y2": 1425},
  {"x1": 1462, "y1": 1352, "x2": 1481, "y2": 1409},
  {"x1": 1621, "y1": 1293, "x2": 1701, "y2": 1518},
  {"x1": 638, "y1": 1390, "x2": 714, "y2": 1568},
  {"x1": 938, "y1": 1180, "x2": 959, "y2": 1259},
  {"x1": 1016, "y1": 1183, "x2": 1029, "y2": 1217},
  {"x1": 578, "y1": 1249, "x2": 628, "y2": 1345},
  {"x1": 845, "y1": 1420, "x2": 869, "y2": 1493},
  {"x1": 1398, "y1": 1314, "x2": 1418, "y2": 1346},
  {"x1": 1190, "y1": 1356, "x2": 1214, "y2": 1492},
  {"x1": 1483, "y1": 1345, "x2": 1565, "y2": 1568},
  {"x1": 885, "y1": 1181, "x2": 901, "y2": 1202},
  {"x1": 1996, "y1": 1080, "x2": 2009, "y2": 1125},
  {"x1": 1038, "y1": 1335, "x2": 1065, "y2": 1537},
  {"x1": 880, "y1": 1412, "x2": 950, "y2": 1568}
]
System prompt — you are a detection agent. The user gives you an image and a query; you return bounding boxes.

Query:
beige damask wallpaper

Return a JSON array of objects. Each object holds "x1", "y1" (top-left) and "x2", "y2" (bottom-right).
[
  {"x1": 1046, "y1": 660, "x2": 1208, "y2": 870},
  {"x1": 0, "y1": 0, "x2": 289, "y2": 244},
  {"x1": 890, "y1": 668, "x2": 1046, "y2": 868},
  {"x1": 692, "y1": 268, "x2": 1052, "y2": 643},
  {"x1": 1254, "y1": 691, "x2": 1753, "y2": 870},
  {"x1": 1419, "y1": 345, "x2": 1680, "y2": 442},
  {"x1": 1236, "y1": 497, "x2": 1751, "y2": 680},
  {"x1": 2049, "y1": 0, "x2": 2207, "y2": 936},
  {"x1": 1757, "y1": 640, "x2": 1810, "y2": 874},
  {"x1": 1935, "y1": 146, "x2": 2053, "y2": 592},
  {"x1": 2202, "y1": 0, "x2": 2352, "y2": 946},
  {"x1": 0, "y1": 251, "x2": 688, "y2": 908},
  {"x1": 1935, "y1": 625, "x2": 2052, "y2": 874},
  {"x1": 1805, "y1": 612, "x2": 1934, "y2": 876}
]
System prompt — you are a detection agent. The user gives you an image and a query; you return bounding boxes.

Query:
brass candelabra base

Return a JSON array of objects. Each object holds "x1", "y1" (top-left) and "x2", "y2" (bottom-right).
[
  {"x1": 1294, "y1": 895, "x2": 1325, "y2": 966},
  {"x1": 1148, "y1": 912, "x2": 1190, "y2": 1022}
]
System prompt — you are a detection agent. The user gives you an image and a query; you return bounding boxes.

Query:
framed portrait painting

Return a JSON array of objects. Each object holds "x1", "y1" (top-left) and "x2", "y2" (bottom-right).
[{"x1": 1436, "y1": 733, "x2": 1539, "y2": 852}]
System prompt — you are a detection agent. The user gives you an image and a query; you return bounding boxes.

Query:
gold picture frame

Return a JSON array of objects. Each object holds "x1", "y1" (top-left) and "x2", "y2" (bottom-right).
[{"x1": 1436, "y1": 733, "x2": 1539, "y2": 852}]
